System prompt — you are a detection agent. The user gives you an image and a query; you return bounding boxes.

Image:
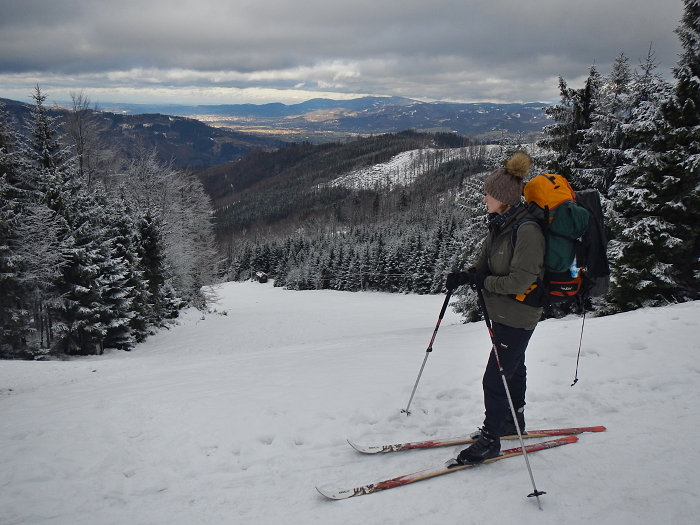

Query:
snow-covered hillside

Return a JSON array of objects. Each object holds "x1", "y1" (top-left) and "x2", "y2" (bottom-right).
[
  {"x1": 323, "y1": 147, "x2": 476, "y2": 190},
  {"x1": 1, "y1": 282, "x2": 699, "y2": 524}
]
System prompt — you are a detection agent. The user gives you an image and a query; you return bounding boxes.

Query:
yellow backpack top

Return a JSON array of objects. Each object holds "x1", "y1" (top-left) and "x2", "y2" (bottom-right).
[{"x1": 523, "y1": 173, "x2": 576, "y2": 222}]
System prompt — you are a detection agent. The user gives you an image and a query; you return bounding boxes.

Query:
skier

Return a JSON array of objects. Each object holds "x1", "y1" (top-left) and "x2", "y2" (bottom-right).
[{"x1": 445, "y1": 152, "x2": 545, "y2": 464}]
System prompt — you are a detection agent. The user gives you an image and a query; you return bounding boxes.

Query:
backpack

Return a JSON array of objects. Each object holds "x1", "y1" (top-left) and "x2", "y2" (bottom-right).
[{"x1": 511, "y1": 173, "x2": 610, "y2": 311}]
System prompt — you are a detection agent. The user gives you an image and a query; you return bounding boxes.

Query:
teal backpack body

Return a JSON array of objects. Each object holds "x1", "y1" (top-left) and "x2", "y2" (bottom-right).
[{"x1": 511, "y1": 175, "x2": 610, "y2": 311}]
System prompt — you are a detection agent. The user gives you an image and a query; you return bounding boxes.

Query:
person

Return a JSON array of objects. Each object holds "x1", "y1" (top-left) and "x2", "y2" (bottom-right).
[{"x1": 445, "y1": 151, "x2": 545, "y2": 465}]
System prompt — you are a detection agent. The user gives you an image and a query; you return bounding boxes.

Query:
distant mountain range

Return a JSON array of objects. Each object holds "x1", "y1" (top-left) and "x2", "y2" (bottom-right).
[
  {"x1": 98, "y1": 96, "x2": 551, "y2": 140},
  {"x1": 101, "y1": 96, "x2": 416, "y2": 118},
  {"x1": 2, "y1": 95, "x2": 551, "y2": 169},
  {"x1": 0, "y1": 97, "x2": 286, "y2": 167}
]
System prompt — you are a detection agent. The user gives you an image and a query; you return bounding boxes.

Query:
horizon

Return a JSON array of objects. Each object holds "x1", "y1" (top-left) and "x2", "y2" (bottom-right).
[{"x1": 2, "y1": 92, "x2": 556, "y2": 110}]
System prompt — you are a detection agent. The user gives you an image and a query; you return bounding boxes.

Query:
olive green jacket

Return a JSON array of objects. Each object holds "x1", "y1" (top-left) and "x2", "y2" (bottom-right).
[{"x1": 473, "y1": 204, "x2": 545, "y2": 330}]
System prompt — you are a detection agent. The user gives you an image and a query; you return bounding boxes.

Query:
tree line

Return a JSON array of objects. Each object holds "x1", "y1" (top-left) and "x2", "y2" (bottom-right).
[
  {"x1": 223, "y1": 147, "x2": 493, "y2": 297},
  {"x1": 229, "y1": 215, "x2": 466, "y2": 294},
  {"x1": 0, "y1": 87, "x2": 218, "y2": 358}
]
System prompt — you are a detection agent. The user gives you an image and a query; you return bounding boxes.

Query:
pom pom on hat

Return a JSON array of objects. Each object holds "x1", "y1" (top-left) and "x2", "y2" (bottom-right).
[
  {"x1": 505, "y1": 151, "x2": 532, "y2": 180},
  {"x1": 484, "y1": 151, "x2": 532, "y2": 206}
]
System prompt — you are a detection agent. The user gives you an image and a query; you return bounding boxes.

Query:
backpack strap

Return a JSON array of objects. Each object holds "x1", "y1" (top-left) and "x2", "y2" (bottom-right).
[
  {"x1": 510, "y1": 218, "x2": 542, "y2": 249},
  {"x1": 510, "y1": 217, "x2": 555, "y2": 316}
]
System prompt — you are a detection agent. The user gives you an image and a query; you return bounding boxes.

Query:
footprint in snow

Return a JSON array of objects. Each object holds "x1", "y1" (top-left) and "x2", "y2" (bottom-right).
[
  {"x1": 202, "y1": 445, "x2": 218, "y2": 456},
  {"x1": 257, "y1": 435, "x2": 275, "y2": 445}
]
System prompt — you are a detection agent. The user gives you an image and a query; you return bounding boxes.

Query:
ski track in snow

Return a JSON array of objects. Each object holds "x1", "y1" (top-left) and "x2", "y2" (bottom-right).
[{"x1": 1, "y1": 281, "x2": 699, "y2": 524}]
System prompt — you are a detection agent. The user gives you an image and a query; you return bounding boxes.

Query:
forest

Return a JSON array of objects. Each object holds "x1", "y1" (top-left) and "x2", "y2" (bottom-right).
[
  {"x1": 218, "y1": 137, "x2": 492, "y2": 295},
  {"x1": 0, "y1": 89, "x2": 219, "y2": 358}
]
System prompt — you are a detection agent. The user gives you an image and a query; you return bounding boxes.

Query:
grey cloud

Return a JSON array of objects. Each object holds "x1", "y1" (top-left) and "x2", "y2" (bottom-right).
[{"x1": 0, "y1": 0, "x2": 685, "y2": 104}]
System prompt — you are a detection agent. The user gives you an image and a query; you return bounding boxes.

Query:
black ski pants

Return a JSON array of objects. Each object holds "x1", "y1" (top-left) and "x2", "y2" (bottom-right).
[{"x1": 481, "y1": 321, "x2": 535, "y2": 438}]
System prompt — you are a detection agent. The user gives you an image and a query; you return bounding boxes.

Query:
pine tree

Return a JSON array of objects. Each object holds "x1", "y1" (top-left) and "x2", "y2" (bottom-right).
[
  {"x1": 0, "y1": 103, "x2": 27, "y2": 355},
  {"x1": 3, "y1": 91, "x2": 79, "y2": 355},
  {"x1": 48, "y1": 191, "x2": 128, "y2": 355},
  {"x1": 18, "y1": 87, "x2": 134, "y2": 354},
  {"x1": 607, "y1": 3, "x2": 700, "y2": 310},
  {"x1": 537, "y1": 77, "x2": 575, "y2": 174},
  {"x1": 537, "y1": 66, "x2": 603, "y2": 190},
  {"x1": 20, "y1": 87, "x2": 83, "y2": 352},
  {"x1": 25, "y1": 85, "x2": 71, "y2": 176},
  {"x1": 661, "y1": 0, "x2": 700, "y2": 297},
  {"x1": 413, "y1": 230, "x2": 436, "y2": 294},
  {"x1": 0, "y1": 175, "x2": 25, "y2": 355},
  {"x1": 583, "y1": 53, "x2": 633, "y2": 195},
  {"x1": 136, "y1": 210, "x2": 179, "y2": 323},
  {"x1": 95, "y1": 192, "x2": 148, "y2": 350},
  {"x1": 606, "y1": 49, "x2": 675, "y2": 310}
]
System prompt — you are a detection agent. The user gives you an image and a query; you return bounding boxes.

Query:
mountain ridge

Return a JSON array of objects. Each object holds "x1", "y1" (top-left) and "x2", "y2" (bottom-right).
[
  {"x1": 0, "y1": 96, "x2": 285, "y2": 167},
  {"x1": 99, "y1": 96, "x2": 432, "y2": 117},
  {"x1": 96, "y1": 96, "x2": 550, "y2": 140}
]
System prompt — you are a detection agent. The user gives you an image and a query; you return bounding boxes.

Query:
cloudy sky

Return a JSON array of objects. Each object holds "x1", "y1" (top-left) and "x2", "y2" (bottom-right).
[{"x1": 0, "y1": 0, "x2": 686, "y2": 106}]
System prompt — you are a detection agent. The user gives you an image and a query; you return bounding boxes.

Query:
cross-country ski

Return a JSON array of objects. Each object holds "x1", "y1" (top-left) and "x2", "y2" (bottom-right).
[
  {"x1": 348, "y1": 425, "x2": 606, "y2": 454},
  {"x1": 317, "y1": 436, "x2": 578, "y2": 499}
]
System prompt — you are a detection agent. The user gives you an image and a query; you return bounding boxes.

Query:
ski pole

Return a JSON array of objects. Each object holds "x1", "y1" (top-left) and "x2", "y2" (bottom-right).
[
  {"x1": 571, "y1": 307, "x2": 587, "y2": 386},
  {"x1": 402, "y1": 290, "x2": 453, "y2": 416},
  {"x1": 474, "y1": 284, "x2": 546, "y2": 510}
]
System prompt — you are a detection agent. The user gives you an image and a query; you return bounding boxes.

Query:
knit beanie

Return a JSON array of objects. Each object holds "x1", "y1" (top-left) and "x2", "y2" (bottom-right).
[{"x1": 483, "y1": 152, "x2": 532, "y2": 206}]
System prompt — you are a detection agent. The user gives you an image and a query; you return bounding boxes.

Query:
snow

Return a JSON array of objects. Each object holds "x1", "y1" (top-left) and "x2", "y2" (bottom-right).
[
  {"x1": 1, "y1": 281, "x2": 700, "y2": 524},
  {"x1": 322, "y1": 147, "x2": 472, "y2": 190}
]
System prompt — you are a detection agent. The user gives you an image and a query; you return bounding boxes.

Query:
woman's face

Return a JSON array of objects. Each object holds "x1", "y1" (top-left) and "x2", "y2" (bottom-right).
[{"x1": 484, "y1": 194, "x2": 509, "y2": 215}]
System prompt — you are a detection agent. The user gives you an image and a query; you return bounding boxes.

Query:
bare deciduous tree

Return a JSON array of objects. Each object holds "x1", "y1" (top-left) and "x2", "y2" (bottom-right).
[{"x1": 64, "y1": 90, "x2": 118, "y2": 191}]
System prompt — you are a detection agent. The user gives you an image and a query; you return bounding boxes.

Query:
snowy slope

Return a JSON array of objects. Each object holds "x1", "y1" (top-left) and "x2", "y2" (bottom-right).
[
  {"x1": 1, "y1": 281, "x2": 699, "y2": 524},
  {"x1": 323, "y1": 147, "x2": 473, "y2": 190}
]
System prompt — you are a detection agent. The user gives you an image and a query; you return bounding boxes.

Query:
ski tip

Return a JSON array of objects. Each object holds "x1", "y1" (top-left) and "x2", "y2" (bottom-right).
[
  {"x1": 316, "y1": 485, "x2": 350, "y2": 500},
  {"x1": 347, "y1": 439, "x2": 362, "y2": 450},
  {"x1": 347, "y1": 439, "x2": 376, "y2": 454},
  {"x1": 316, "y1": 486, "x2": 335, "y2": 499}
]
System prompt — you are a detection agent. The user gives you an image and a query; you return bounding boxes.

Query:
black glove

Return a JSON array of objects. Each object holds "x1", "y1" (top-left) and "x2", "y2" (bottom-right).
[
  {"x1": 466, "y1": 267, "x2": 487, "y2": 290},
  {"x1": 445, "y1": 271, "x2": 469, "y2": 291}
]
